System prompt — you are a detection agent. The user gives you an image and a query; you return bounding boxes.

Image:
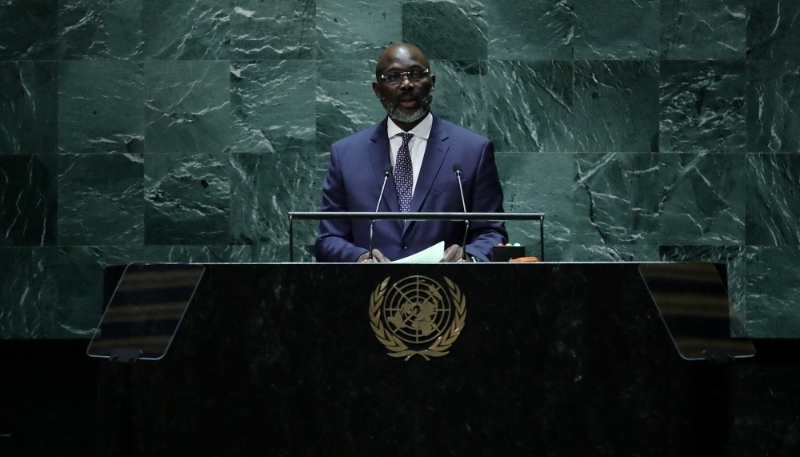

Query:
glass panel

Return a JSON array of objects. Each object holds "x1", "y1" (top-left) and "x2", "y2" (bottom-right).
[
  {"x1": 87, "y1": 263, "x2": 205, "y2": 361},
  {"x1": 639, "y1": 262, "x2": 755, "y2": 361}
]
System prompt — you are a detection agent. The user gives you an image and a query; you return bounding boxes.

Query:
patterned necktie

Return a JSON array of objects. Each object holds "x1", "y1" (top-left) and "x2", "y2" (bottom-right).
[{"x1": 394, "y1": 132, "x2": 414, "y2": 213}]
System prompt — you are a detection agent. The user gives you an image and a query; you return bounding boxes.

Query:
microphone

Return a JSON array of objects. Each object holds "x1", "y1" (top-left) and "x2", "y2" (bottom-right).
[
  {"x1": 369, "y1": 164, "x2": 393, "y2": 260},
  {"x1": 452, "y1": 163, "x2": 470, "y2": 261}
]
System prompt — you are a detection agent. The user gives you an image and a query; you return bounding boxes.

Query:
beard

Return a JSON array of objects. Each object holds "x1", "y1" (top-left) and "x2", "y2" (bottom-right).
[{"x1": 380, "y1": 90, "x2": 434, "y2": 124}]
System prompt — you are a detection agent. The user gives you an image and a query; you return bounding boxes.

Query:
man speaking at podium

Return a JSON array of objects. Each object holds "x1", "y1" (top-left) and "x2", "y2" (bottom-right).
[{"x1": 315, "y1": 43, "x2": 508, "y2": 263}]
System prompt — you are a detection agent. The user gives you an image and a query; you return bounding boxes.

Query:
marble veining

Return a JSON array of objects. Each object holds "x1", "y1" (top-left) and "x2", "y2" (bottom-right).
[
  {"x1": 57, "y1": 153, "x2": 144, "y2": 246},
  {"x1": 144, "y1": 60, "x2": 231, "y2": 154},
  {"x1": 747, "y1": 0, "x2": 800, "y2": 60},
  {"x1": 142, "y1": 0, "x2": 315, "y2": 60},
  {"x1": 573, "y1": 60, "x2": 660, "y2": 153},
  {"x1": 745, "y1": 154, "x2": 800, "y2": 246},
  {"x1": 58, "y1": 0, "x2": 143, "y2": 60},
  {"x1": 0, "y1": 155, "x2": 57, "y2": 247},
  {"x1": 316, "y1": 0, "x2": 402, "y2": 59},
  {"x1": 488, "y1": 0, "x2": 576, "y2": 60},
  {"x1": 58, "y1": 60, "x2": 145, "y2": 154},
  {"x1": 0, "y1": 61, "x2": 57, "y2": 155},
  {"x1": 229, "y1": 152, "x2": 327, "y2": 262},
  {"x1": 230, "y1": 60, "x2": 316, "y2": 154},
  {"x1": 659, "y1": 60, "x2": 746, "y2": 153},
  {"x1": 746, "y1": 61, "x2": 800, "y2": 152},
  {"x1": 144, "y1": 153, "x2": 231, "y2": 245},
  {"x1": 487, "y1": 60, "x2": 574, "y2": 152},
  {"x1": 571, "y1": 0, "x2": 660, "y2": 60},
  {"x1": 660, "y1": 0, "x2": 746, "y2": 60},
  {"x1": 0, "y1": 247, "x2": 58, "y2": 338}
]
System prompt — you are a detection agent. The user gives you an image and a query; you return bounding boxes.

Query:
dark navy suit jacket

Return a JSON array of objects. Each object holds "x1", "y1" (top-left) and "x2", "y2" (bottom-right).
[{"x1": 315, "y1": 115, "x2": 508, "y2": 262}]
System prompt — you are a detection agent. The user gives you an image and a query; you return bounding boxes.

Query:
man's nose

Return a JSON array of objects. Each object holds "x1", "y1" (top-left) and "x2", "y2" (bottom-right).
[{"x1": 398, "y1": 74, "x2": 414, "y2": 89}]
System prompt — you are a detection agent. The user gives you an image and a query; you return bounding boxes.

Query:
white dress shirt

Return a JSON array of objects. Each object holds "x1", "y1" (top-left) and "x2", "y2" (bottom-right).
[{"x1": 387, "y1": 112, "x2": 433, "y2": 196}]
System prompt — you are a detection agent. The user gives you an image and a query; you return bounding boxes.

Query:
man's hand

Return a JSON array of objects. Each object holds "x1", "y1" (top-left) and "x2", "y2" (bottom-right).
[
  {"x1": 441, "y1": 244, "x2": 470, "y2": 262},
  {"x1": 357, "y1": 249, "x2": 391, "y2": 263}
]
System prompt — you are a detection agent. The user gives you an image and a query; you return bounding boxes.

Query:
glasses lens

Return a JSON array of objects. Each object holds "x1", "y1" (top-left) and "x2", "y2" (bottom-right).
[
  {"x1": 384, "y1": 72, "x2": 401, "y2": 83},
  {"x1": 410, "y1": 69, "x2": 426, "y2": 80}
]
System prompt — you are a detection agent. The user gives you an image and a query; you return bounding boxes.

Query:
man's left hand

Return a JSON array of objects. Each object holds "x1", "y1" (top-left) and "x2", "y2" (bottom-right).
[{"x1": 441, "y1": 244, "x2": 470, "y2": 262}]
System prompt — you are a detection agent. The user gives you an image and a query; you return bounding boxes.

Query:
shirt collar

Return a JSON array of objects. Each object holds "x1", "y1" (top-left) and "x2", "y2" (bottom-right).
[{"x1": 386, "y1": 112, "x2": 433, "y2": 141}]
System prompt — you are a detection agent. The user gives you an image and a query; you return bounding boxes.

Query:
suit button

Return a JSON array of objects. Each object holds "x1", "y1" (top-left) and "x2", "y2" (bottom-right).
[{"x1": 402, "y1": 245, "x2": 408, "y2": 250}]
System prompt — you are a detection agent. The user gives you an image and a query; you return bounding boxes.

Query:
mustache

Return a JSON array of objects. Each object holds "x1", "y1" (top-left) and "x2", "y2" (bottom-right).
[{"x1": 397, "y1": 92, "x2": 420, "y2": 102}]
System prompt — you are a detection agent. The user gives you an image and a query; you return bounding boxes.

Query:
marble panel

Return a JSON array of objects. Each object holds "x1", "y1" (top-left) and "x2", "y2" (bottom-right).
[
  {"x1": 745, "y1": 154, "x2": 800, "y2": 246},
  {"x1": 315, "y1": 0, "x2": 402, "y2": 59},
  {"x1": 657, "y1": 154, "x2": 745, "y2": 245},
  {"x1": 0, "y1": 247, "x2": 59, "y2": 338},
  {"x1": 0, "y1": 155, "x2": 57, "y2": 246},
  {"x1": 660, "y1": 0, "x2": 746, "y2": 60},
  {"x1": 0, "y1": 61, "x2": 57, "y2": 155},
  {"x1": 0, "y1": 0, "x2": 57, "y2": 60},
  {"x1": 224, "y1": 243, "x2": 315, "y2": 263},
  {"x1": 230, "y1": 60, "x2": 316, "y2": 154},
  {"x1": 230, "y1": 152, "x2": 328, "y2": 262},
  {"x1": 747, "y1": 0, "x2": 800, "y2": 60},
  {"x1": 660, "y1": 61, "x2": 746, "y2": 153},
  {"x1": 144, "y1": 60, "x2": 230, "y2": 154},
  {"x1": 743, "y1": 246, "x2": 800, "y2": 337},
  {"x1": 316, "y1": 59, "x2": 386, "y2": 151},
  {"x1": 402, "y1": 1, "x2": 488, "y2": 60},
  {"x1": 142, "y1": 0, "x2": 314, "y2": 60},
  {"x1": 564, "y1": 244, "x2": 660, "y2": 262},
  {"x1": 486, "y1": 60, "x2": 574, "y2": 152},
  {"x1": 571, "y1": 0, "x2": 659, "y2": 60},
  {"x1": 57, "y1": 153, "x2": 144, "y2": 246},
  {"x1": 58, "y1": 60, "x2": 144, "y2": 154},
  {"x1": 58, "y1": 0, "x2": 143, "y2": 59},
  {"x1": 487, "y1": 0, "x2": 576, "y2": 60},
  {"x1": 746, "y1": 61, "x2": 800, "y2": 153},
  {"x1": 495, "y1": 152, "x2": 574, "y2": 260},
  {"x1": 573, "y1": 60, "x2": 659, "y2": 153},
  {"x1": 429, "y1": 60, "x2": 487, "y2": 136},
  {"x1": 573, "y1": 153, "x2": 661, "y2": 245},
  {"x1": 144, "y1": 152, "x2": 231, "y2": 245}
]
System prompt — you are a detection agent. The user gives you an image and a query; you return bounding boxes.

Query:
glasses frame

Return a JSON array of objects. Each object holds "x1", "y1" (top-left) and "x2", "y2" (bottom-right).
[{"x1": 379, "y1": 68, "x2": 430, "y2": 85}]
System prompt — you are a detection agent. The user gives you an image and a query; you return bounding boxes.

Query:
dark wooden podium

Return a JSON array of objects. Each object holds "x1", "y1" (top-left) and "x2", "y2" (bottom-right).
[{"x1": 94, "y1": 263, "x2": 736, "y2": 456}]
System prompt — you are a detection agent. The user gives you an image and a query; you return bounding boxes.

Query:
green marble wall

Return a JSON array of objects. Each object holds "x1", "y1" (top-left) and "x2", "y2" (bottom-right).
[{"x1": 1, "y1": 0, "x2": 798, "y2": 338}]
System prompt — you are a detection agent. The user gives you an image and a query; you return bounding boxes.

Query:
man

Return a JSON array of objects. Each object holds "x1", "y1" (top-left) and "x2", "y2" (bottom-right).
[{"x1": 315, "y1": 43, "x2": 507, "y2": 263}]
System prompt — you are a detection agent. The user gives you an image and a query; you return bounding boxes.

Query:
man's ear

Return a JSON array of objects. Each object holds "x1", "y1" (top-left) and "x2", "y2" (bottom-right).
[{"x1": 372, "y1": 81, "x2": 380, "y2": 98}]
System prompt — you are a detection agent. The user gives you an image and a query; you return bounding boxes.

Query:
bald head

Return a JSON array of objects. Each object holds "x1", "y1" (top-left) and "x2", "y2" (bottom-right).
[{"x1": 375, "y1": 43, "x2": 430, "y2": 79}]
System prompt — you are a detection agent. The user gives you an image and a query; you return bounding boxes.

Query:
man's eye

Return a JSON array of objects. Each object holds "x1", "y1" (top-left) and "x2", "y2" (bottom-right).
[
  {"x1": 385, "y1": 72, "x2": 401, "y2": 82},
  {"x1": 410, "y1": 69, "x2": 425, "y2": 79}
]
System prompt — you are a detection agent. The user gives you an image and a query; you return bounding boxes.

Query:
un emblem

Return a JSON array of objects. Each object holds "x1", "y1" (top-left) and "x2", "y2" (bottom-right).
[{"x1": 369, "y1": 276, "x2": 466, "y2": 361}]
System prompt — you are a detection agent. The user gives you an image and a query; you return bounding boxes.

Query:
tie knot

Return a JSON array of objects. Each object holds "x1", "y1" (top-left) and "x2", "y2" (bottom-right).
[{"x1": 399, "y1": 133, "x2": 413, "y2": 144}]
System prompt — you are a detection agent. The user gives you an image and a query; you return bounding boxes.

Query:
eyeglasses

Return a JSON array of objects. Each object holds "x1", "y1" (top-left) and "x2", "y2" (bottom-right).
[{"x1": 379, "y1": 68, "x2": 430, "y2": 85}]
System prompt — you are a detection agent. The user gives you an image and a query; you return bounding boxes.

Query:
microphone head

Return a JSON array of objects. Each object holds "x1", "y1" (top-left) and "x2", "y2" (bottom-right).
[
  {"x1": 452, "y1": 163, "x2": 462, "y2": 174},
  {"x1": 384, "y1": 163, "x2": 393, "y2": 175}
]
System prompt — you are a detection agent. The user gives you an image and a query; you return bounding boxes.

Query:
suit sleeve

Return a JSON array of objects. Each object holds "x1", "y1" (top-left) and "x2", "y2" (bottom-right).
[
  {"x1": 315, "y1": 142, "x2": 369, "y2": 262},
  {"x1": 464, "y1": 139, "x2": 508, "y2": 261}
]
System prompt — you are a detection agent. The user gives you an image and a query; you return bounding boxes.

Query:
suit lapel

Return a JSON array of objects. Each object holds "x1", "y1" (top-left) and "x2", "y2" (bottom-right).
[
  {"x1": 369, "y1": 119, "x2": 401, "y2": 213},
  {"x1": 408, "y1": 115, "x2": 449, "y2": 215}
]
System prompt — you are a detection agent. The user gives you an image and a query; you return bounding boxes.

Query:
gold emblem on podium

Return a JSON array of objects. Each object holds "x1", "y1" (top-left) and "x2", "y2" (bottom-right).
[{"x1": 369, "y1": 276, "x2": 466, "y2": 361}]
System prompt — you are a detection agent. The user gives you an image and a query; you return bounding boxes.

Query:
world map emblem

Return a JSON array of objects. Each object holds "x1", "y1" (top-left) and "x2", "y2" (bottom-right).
[{"x1": 369, "y1": 276, "x2": 466, "y2": 361}]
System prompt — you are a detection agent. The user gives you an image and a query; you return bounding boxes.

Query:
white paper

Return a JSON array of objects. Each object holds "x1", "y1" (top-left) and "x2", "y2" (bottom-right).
[{"x1": 392, "y1": 241, "x2": 445, "y2": 264}]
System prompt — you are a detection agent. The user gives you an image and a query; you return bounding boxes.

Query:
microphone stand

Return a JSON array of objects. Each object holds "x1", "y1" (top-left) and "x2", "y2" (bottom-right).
[
  {"x1": 453, "y1": 164, "x2": 470, "y2": 262},
  {"x1": 369, "y1": 164, "x2": 393, "y2": 261}
]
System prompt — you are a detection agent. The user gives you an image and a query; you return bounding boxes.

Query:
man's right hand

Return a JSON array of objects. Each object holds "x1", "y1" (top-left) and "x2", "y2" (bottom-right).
[{"x1": 357, "y1": 249, "x2": 391, "y2": 263}]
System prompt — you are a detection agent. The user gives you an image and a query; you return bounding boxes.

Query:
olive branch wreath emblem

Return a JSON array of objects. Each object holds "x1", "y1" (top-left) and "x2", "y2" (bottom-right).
[{"x1": 369, "y1": 276, "x2": 467, "y2": 361}]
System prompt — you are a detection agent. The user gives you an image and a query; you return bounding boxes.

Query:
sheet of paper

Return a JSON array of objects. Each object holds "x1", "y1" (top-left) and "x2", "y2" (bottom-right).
[{"x1": 392, "y1": 241, "x2": 444, "y2": 264}]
